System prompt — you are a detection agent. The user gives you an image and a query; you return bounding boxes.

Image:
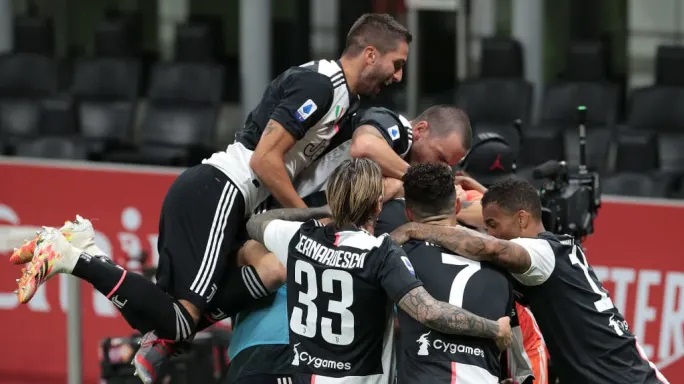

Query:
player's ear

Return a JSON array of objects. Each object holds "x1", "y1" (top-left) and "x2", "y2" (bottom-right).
[
  {"x1": 363, "y1": 46, "x2": 376, "y2": 65},
  {"x1": 517, "y1": 210, "x2": 530, "y2": 229},
  {"x1": 454, "y1": 196, "x2": 462, "y2": 215},
  {"x1": 413, "y1": 120, "x2": 429, "y2": 138}
]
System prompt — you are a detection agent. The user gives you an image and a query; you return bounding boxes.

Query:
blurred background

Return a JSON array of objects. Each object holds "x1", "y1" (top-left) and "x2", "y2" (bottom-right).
[{"x1": 0, "y1": 0, "x2": 683, "y2": 383}]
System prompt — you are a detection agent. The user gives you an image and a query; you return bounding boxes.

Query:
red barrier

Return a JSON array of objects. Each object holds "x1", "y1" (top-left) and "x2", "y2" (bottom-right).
[
  {"x1": 0, "y1": 158, "x2": 682, "y2": 382},
  {"x1": 0, "y1": 159, "x2": 179, "y2": 383}
]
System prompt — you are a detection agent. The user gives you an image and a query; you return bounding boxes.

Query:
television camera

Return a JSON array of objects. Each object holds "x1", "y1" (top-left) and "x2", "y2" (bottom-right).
[{"x1": 532, "y1": 106, "x2": 601, "y2": 241}]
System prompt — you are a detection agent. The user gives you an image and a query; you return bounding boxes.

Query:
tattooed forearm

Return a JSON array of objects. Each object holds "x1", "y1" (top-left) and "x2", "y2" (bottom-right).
[
  {"x1": 398, "y1": 286, "x2": 499, "y2": 338},
  {"x1": 404, "y1": 223, "x2": 531, "y2": 273},
  {"x1": 261, "y1": 120, "x2": 278, "y2": 137},
  {"x1": 246, "y1": 207, "x2": 331, "y2": 244}
]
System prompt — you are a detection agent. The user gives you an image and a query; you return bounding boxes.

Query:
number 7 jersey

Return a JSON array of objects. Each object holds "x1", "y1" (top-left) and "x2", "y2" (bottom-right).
[{"x1": 284, "y1": 220, "x2": 422, "y2": 380}]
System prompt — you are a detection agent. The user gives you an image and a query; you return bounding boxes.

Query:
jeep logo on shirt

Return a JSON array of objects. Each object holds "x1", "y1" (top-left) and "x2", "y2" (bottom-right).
[{"x1": 303, "y1": 139, "x2": 329, "y2": 159}]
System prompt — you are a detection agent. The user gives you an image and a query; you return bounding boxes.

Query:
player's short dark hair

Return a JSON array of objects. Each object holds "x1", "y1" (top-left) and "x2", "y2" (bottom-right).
[
  {"x1": 343, "y1": 13, "x2": 412, "y2": 56},
  {"x1": 481, "y1": 178, "x2": 543, "y2": 219},
  {"x1": 414, "y1": 105, "x2": 472, "y2": 150},
  {"x1": 402, "y1": 163, "x2": 456, "y2": 220}
]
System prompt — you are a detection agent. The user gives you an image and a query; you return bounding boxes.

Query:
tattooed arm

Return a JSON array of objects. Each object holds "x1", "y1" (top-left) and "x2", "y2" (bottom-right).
[
  {"x1": 246, "y1": 206, "x2": 331, "y2": 244},
  {"x1": 391, "y1": 223, "x2": 532, "y2": 273},
  {"x1": 249, "y1": 70, "x2": 335, "y2": 208},
  {"x1": 397, "y1": 286, "x2": 512, "y2": 349},
  {"x1": 249, "y1": 120, "x2": 308, "y2": 209}
]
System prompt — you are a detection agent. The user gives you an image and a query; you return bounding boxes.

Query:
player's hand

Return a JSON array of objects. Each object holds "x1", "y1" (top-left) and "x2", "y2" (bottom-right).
[
  {"x1": 389, "y1": 222, "x2": 414, "y2": 245},
  {"x1": 495, "y1": 316, "x2": 512, "y2": 351},
  {"x1": 454, "y1": 175, "x2": 487, "y2": 194}
]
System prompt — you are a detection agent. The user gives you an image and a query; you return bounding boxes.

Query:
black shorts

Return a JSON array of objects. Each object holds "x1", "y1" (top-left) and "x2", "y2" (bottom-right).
[{"x1": 156, "y1": 164, "x2": 246, "y2": 312}]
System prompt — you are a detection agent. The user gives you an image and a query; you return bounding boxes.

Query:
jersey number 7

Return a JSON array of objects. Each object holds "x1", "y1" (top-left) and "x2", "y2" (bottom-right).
[
  {"x1": 290, "y1": 259, "x2": 355, "y2": 346},
  {"x1": 441, "y1": 253, "x2": 482, "y2": 307}
]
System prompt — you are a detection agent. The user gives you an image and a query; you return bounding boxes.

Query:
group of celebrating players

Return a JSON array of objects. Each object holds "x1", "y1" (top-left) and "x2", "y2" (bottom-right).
[{"x1": 10, "y1": 13, "x2": 670, "y2": 384}]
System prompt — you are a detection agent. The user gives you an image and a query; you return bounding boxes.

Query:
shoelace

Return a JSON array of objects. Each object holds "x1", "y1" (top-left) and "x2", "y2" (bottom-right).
[
  {"x1": 142, "y1": 338, "x2": 175, "y2": 355},
  {"x1": 140, "y1": 338, "x2": 189, "y2": 357}
]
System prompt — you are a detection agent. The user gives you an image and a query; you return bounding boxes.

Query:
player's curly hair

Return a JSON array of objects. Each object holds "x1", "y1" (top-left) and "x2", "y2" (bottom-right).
[
  {"x1": 481, "y1": 178, "x2": 542, "y2": 219},
  {"x1": 344, "y1": 13, "x2": 412, "y2": 56},
  {"x1": 402, "y1": 163, "x2": 456, "y2": 220}
]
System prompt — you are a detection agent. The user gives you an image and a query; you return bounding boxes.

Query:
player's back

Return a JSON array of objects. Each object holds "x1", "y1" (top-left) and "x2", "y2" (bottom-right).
[
  {"x1": 516, "y1": 232, "x2": 667, "y2": 384},
  {"x1": 286, "y1": 220, "x2": 421, "y2": 383},
  {"x1": 397, "y1": 240, "x2": 512, "y2": 384}
]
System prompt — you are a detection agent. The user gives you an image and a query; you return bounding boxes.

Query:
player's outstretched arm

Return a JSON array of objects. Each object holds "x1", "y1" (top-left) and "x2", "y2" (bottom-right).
[
  {"x1": 397, "y1": 286, "x2": 512, "y2": 349},
  {"x1": 390, "y1": 222, "x2": 532, "y2": 273},
  {"x1": 246, "y1": 206, "x2": 331, "y2": 244},
  {"x1": 350, "y1": 125, "x2": 410, "y2": 179}
]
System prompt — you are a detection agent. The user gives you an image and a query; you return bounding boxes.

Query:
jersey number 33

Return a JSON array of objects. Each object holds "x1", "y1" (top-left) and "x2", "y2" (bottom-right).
[{"x1": 290, "y1": 260, "x2": 355, "y2": 346}]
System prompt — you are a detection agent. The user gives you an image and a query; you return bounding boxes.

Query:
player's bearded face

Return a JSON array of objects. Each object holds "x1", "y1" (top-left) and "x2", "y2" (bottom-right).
[
  {"x1": 361, "y1": 43, "x2": 408, "y2": 95},
  {"x1": 361, "y1": 61, "x2": 395, "y2": 95}
]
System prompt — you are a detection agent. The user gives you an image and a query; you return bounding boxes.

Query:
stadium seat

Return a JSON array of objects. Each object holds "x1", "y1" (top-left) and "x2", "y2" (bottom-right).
[
  {"x1": 94, "y1": 18, "x2": 137, "y2": 58},
  {"x1": 613, "y1": 131, "x2": 659, "y2": 173},
  {"x1": 655, "y1": 45, "x2": 684, "y2": 87},
  {"x1": 71, "y1": 58, "x2": 140, "y2": 155},
  {"x1": 658, "y1": 133, "x2": 684, "y2": 175},
  {"x1": 174, "y1": 23, "x2": 217, "y2": 62},
  {"x1": 0, "y1": 53, "x2": 59, "y2": 149},
  {"x1": 0, "y1": 100, "x2": 41, "y2": 149},
  {"x1": 518, "y1": 128, "x2": 565, "y2": 168},
  {"x1": 0, "y1": 53, "x2": 59, "y2": 97},
  {"x1": 106, "y1": 62, "x2": 223, "y2": 165},
  {"x1": 16, "y1": 137, "x2": 87, "y2": 160},
  {"x1": 13, "y1": 15, "x2": 55, "y2": 55},
  {"x1": 39, "y1": 97, "x2": 79, "y2": 136},
  {"x1": 565, "y1": 40, "x2": 610, "y2": 82},
  {"x1": 539, "y1": 82, "x2": 620, "y2": 129},
  {"x1": 479, "y1": 37, "x2": 524, "y2": 78},
  {"x1": 515, "y1": 129, "x2": 565, "y2": 187},
  {"x1": 563, "y1": 127, "x2": 612, "y2": 173},
  {"x1": 627, "y1": 86, "x2": 684, "y2": 133},
  {"x1": 455, "y1": 78, "x2": 532, "y2": 155},
  {"x1": 601, "y1": 173, "x2": 671, "y2": 198}
]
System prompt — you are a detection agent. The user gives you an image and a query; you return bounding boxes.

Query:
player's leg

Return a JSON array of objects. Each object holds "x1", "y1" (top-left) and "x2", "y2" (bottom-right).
[
  {"x1": 196, "y1": 240, "x2": 285, "y2": 331},
  {"x1": 16, "y1": 227, "x2": 195, "y2": 338}
]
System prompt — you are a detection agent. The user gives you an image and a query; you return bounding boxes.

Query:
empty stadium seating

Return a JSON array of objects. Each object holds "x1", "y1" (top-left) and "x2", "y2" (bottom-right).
[
  {"x1": 104, "y1": 62, "x2": 224, "y2": 166},
  {"x1": 455, "y1": 78, "x2": 532, "y2": 154},
  {"x1": 0, "y1": 53, "x2": 59, "y2": 152},
  {"x1": 71, "y1": 58, "x2": 140, "y2": 156}
]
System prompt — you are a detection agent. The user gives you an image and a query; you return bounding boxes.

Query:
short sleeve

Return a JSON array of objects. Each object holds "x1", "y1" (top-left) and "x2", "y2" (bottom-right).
[
  {"x1": 263, "y1": 220, "x2": 304, "y2": 265},
  {"x1": 354, "y1": 107, "x2": 411, "y2": 155},
  {"x1": 374, "y1": 237, "x2": 423, "y2": 302},
  {"x1": 269, "y1": 71, "x2": 335, "y2": 140},
  {"x1": 509, "y1": 238, "x2": 556, "y2": 286}
]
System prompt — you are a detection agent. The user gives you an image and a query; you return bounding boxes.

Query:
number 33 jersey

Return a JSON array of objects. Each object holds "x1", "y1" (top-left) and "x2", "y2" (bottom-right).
[{"x1": 281, "y1": 220, "x2": 422, "y2": 380}]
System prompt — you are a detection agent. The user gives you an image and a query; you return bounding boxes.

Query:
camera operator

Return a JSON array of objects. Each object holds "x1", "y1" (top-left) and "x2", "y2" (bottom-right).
[{"x1": 390, "y1": 177, "x2": 670, "y2": 384}]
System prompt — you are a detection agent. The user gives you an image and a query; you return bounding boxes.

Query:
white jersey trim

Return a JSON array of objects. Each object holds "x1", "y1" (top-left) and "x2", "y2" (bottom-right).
[{"x1": 509, "y1": 238, "x2": 556, "y2": 286}]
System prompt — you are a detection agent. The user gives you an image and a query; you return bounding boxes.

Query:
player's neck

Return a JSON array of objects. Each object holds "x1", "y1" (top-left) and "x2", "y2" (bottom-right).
[
  {"x1": 522, "y1": 222, "x2": 546, "y2": 237},
  {"x1": 338, "y1": 55, "x2": 361, "y2": 95},
  {"x1": 419, "y1": 214, "x2": 457, "y2": 227}
]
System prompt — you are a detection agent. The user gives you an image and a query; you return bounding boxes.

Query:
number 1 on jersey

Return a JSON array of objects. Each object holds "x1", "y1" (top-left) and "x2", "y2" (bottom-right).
[{"x1": 569, "y1": 245, "x2": 614, "y2": 312}]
